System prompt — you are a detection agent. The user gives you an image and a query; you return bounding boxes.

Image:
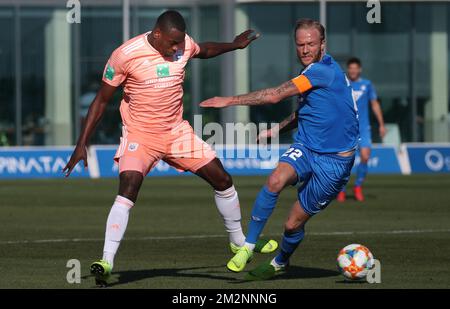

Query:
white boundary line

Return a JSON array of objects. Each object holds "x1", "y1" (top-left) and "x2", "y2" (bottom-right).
[{"x1": 1, "y1": 228, "x2": 449, "y2": 245}]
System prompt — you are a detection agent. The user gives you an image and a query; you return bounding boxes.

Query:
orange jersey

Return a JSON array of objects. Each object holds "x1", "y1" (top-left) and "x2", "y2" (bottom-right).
[{"x1": 102, "y1": 32, "x2": 200, "y2": 133}]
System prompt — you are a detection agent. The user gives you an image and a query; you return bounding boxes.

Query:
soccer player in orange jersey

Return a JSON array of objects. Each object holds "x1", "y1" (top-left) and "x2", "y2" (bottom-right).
[{"x1": 63, "y1": 10, "x2": 277, "y2": 286}]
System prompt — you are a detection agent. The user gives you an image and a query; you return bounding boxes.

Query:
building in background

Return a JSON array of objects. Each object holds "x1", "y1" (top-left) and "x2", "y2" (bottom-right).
[{"x1": 0, "y1": 0, "x2": 448, "y2": 146}]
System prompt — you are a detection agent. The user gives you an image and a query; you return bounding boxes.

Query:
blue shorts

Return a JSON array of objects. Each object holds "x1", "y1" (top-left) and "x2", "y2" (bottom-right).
[
  {"x1": 279, "y1": 144, "x2": 355, "y2": 216},
  {"x1": 359, "y1": 126, "x2": 372, "y2": 148}
]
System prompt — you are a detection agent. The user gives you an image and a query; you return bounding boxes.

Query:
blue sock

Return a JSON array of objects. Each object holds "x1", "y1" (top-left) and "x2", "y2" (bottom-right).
[
  {"x1": 245, "y1": 186, "x2": 279, "y2": 244},
  {"x1": 274, "y1": 228, "x2": 305, "y2": 265},
  {"x1": 355, "y1": 162, "x2": 368, "y2": 187}
]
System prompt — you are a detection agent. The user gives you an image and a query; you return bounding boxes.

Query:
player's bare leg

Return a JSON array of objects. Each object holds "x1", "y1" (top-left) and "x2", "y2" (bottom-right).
[
  {"x1": 247, "y1": 200, "x2": 310, "y2": 280},
  {"x1": 91, "y1": 170, "x2": 143, "y2": 287},
  {"x1": 354, "y1": 147, "x2": 370, "y2": 202},
  {"x1": 195, "y1": 158, "x2": 277, "y2": 254}
]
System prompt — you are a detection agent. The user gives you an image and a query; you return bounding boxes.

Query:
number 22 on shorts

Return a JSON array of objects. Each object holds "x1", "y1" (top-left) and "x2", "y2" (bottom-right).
[{"x1": 281, "y1": 147, "x2": 303, "y2": 161}]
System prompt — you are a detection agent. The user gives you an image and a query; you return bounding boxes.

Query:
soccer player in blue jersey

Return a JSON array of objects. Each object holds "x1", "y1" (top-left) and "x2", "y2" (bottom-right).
[
  {"x1": 200, "y1": 19, "x2": 359, "y2": 279},
  {"x1": 336, "y1": 57, "x2": 386, "y2": 202}
]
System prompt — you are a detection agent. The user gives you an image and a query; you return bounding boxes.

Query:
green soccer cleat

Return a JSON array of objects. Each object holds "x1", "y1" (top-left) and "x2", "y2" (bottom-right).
[
  {"x1": 90, "y1": 260, "x2": 112, "y2": 287},
  {"x1": 229, "y1": 238, "x2": 278, "y2": 254},
  {"x1": 245, "y1": 259, "x2": 287, "y2": 281},
  {"x1": 227, "y1": 246, "x2": 253, "y2": 272}
]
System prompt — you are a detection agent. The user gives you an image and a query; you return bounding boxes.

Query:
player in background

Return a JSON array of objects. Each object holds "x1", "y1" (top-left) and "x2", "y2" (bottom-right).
[
  {"x1": 63, "y1": 10, "x2": 277, "y2": 286},
  {"x1": 336, "y1": 57, "x2": 386, "y2": 202},
  {"x1": 200, "y1": 19, "x2": 359, "y2": 279}
]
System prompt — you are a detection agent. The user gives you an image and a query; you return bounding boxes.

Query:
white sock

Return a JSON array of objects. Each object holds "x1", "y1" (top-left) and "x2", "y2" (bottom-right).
[
  {"x1": 270, "y1": 258, "x2": 285, "y2": 270},
  {"x1": 244, "y1": 242, "x2": 256, "y2": 251},
  {"x1": 102, "y1": 195, "x2": 134, "y2": 268},
  {"x1": 214, "y1": 185, "x2": 246, "y2": 247}
]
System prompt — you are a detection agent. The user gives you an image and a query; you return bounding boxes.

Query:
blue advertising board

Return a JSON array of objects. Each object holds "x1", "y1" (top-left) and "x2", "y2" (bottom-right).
[
  {"x1": 351, "y1": 145, "x2": 402, "y2": 174},
  {"x1": 5, "y1": 143, "x2": 449, "y2": 178},
  {"x1": 94, "y1": 146, "x2": 183, "y2": 177},
  {"x1": 94, "y1": 145, "x2": 287, "y2": 177},
  {"x1": 0, "y1": 147, "x2": 89, "y2": 179},
  {"x1": 406, "y1": 144, "x2": 450, "y2": 173}
]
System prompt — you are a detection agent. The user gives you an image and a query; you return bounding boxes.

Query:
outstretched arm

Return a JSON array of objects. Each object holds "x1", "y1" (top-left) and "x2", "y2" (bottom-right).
[
  {"x1": 194, "y1": 30, "x2": 259, "y2": 59},
  {"x1": 200, "y1": 80, "x2": 300, "y2": 108},
  {"x1": 370, "y1": 99, "x2": 386, "y2": 138},
  {"x1": 63, "y1": 82, "x2": 117, "y2": 177}
]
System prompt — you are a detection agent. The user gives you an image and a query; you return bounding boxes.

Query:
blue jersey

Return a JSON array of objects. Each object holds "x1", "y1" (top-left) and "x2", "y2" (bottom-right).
[
  {"x1": 291, "y1": 54, "x2": 359, "y2": 153},
  {"x1": 351, "y1": 78, "x2": 377, "y2": 131}
]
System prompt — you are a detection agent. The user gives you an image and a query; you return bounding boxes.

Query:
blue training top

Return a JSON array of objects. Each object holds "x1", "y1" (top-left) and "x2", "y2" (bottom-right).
[
  {"x1": 291, "y1": 54, "x2": 359, "y2": 153},
  {"x1": 351, "y1": 78, "x2": 377, "y2": 132}
]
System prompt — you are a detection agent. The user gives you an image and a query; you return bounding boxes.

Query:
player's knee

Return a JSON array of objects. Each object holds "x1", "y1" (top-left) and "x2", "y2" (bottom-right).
[
  {"x1": 118, "y1": 171, "x2": 143, "y2": 203},
  {"x1": 119, "y1": 185, "x2": 139, "y2": 202},
  {"x1": 284, "y1": 221, "x2": 299, "y2": 234},
  {"x1": 213, "y1": 171, "x2": 233, "y2": 191},
  {"x1": 360, "y1": 155, "x2": 369, "y2": 163},
  {"x1": 284, "y1": 221, "x2": 304, "y2": 234},
  {"x1": 360, "y1": 150, "x2": 371, "y2": 163},
  {"x1": 266, "y1": 174, "x2": 285, "y2": 193}
]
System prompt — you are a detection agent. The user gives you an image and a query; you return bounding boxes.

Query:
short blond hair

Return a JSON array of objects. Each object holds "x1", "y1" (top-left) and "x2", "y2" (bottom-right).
[{"x1": 294, "y1": 18, "x2": 325, "y2": 41}]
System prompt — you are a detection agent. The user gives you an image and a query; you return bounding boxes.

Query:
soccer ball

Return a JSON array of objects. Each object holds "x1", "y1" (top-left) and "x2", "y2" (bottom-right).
[{"x1": 337, "y1": 244, "x2": 375, "y2": 280}]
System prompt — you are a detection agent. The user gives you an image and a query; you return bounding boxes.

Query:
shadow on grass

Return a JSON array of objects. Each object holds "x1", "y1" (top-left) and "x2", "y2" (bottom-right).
[
  {"x1": 277, "y1": 265, "x2": 340, "y2": 280},
  {"x1": 344, "y1": 194, "x2": 377, "y2": 201},
  {"x1": 335, "y1": 279, "x2": 368, "y2": 285},
  {"x1": 82, "y1": 265, "x2": 237, "y2": 287},
  {"x1": 82, "y1": 265, "x2": 341, "y2": 287},
  {"x1": 229, "y1": 265, "x2": 340, "y2": 284}
]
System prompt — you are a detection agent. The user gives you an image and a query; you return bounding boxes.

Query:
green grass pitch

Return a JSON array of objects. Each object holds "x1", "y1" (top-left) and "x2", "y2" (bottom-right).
[{"x1": 0, "y1": 175, "x2": 449, "y2": 288}]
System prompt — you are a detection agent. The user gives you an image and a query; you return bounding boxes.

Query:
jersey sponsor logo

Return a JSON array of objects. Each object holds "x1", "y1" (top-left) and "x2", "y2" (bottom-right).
[
  {"x1": 104, "y1": 64, "x2": 115, "y2": 81},
  {"x1": 156, "y1": 63, "x2": 170, "y2": 77},
  {"x1": 144, "y1": 75, "x2": 177, "y2": 88}
]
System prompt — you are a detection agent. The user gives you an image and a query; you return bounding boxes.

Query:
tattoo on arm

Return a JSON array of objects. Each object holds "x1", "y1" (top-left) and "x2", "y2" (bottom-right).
[{"x1": 229, "y1": 81, "x2": 299, "y2": 106}]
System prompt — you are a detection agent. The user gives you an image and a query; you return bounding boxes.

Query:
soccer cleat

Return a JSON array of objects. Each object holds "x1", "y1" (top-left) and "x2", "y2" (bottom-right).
[
  {"x1": 353, "y1": 186, "x2": 364, "y2": 202},
  {"x1": 230, "y1": 238, "x2": 278, "y2": 254},
  {"x1": 254, "y1": 238, "x2": 278, "y2": 253},
  {"x1": 90, "y1": 260, "x2": 112, "y2": 287},
  {"x1": 336, "y1": 191, "x2": 346, "y2": 202},
  {"x1": 245, "y1": 259, "x2": 287, "y2": 281},
  {"x1": 227, "y1": 246, "x2": 253, "y2": 272}
]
